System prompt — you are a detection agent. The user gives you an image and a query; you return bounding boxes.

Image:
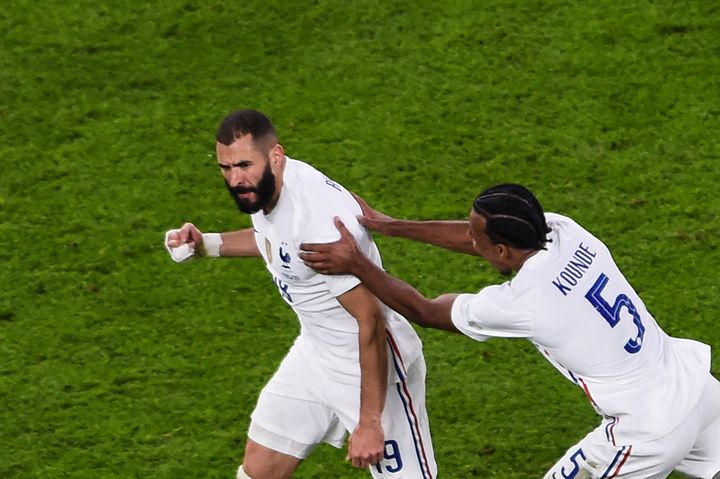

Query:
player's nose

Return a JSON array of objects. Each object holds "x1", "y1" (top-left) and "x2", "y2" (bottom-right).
[{"x1": 229, "y1": 167, "x2": 249, "y2": 187}]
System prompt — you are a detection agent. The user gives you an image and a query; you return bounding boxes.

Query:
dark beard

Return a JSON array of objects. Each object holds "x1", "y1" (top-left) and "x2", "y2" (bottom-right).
[{"x1": 226, "y1": 162, "x2": 277, "y2": 214}]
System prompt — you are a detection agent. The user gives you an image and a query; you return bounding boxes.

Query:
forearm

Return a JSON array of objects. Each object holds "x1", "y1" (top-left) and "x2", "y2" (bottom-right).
[
  {"x1": 336, "y1": 285, "x2": 388, "y2": 466},
  {"x1": 299, "y1": 217, "x2": 459, "y2": 330},
  {"x1": 219, "y1": 228, "x2": 261, "y2": 257},
  {"x1": 358, "y1": 315, "x2": 388, "y2": 427},
  {"x1": 381, "y1": 219, "x2": 478, "y2": 256},
  {"x1": 344, "y1": 255, "x2": 460, "y2": 332},
  {"x1": 351, "y1": 256, "x2": 433, "y2": 328}
]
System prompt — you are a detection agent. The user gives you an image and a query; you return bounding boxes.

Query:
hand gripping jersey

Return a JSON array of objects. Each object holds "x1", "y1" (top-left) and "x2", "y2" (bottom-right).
[
  {"x1": 451, "y1": 213, "x2": 712, "y2": 446},
  {"x1": 251, "y1": 158, "x2": 422, "y2": 387}
]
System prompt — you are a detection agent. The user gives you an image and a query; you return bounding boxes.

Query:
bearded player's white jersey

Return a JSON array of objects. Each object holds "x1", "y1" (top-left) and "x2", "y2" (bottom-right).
[
  {"x1": 250, "y1": 158, "x2": 422, "y2": 386},
  {"x1": 451, "y1": 213, "x2": 712, "y2": 445}
]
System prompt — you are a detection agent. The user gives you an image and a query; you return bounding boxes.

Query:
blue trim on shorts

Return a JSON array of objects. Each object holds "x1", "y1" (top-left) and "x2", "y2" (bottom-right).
[
  {"x1": 385, "y1": 333, "x2": 406, "y2": 382},
  {"x1": 600, "y1": 446, "x2": 627, "y2": 478},
  {"x1": 395, "y1": 382, "x2": 432, "y2": 479}
]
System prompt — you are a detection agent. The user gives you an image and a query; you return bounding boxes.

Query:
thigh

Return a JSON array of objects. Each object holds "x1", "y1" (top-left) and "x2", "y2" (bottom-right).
[
  {"x1": 676, "y1": 375, "x2": 720, "y2": 479},
  {"x1": 248, "y1": 347, "x2": 347, "y2": 459},
  {"x1": 546, "y1": 376, "x2": 720, "y2": 479},
  {"x1": 373, "y1": 356, "x2": 437, "y2": 479},
  {"x1": 543, "y1": 427, "x2": 681, "y2": 479},
  {"x1": 325, "y1": 356, "x2": 437, "y2": 479},
  {"x1": 249, "y1": 390, "x2": 346, "y2": 458}
]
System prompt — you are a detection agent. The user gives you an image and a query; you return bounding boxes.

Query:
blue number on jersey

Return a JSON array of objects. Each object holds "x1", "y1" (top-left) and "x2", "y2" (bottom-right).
[
  {"x1": 585, "y1": 273, "x2": 645, "y2": 353},
  {"x1": 552, "y1": 448, "x2": 587, "y2": 479},
  {"x1": 374, "y1": 439, "x2": 403, "y2": 474},
  {"x1": 272, "y1": 276, "x2": 293, "y2": 303}
]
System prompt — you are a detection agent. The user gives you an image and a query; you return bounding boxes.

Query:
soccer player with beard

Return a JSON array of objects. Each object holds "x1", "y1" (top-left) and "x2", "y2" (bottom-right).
[
  {"x1": 299, "y1": 185, "x2": 720, "y2": 479},
  {"x1": 165, "y1": 110, "x2": 436, "y2": 479}
]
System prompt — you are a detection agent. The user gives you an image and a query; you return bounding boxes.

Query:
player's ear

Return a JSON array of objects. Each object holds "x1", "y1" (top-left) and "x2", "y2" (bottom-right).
[{"x1": 269, "y1": 143, "x2": 284, "y2": 165}]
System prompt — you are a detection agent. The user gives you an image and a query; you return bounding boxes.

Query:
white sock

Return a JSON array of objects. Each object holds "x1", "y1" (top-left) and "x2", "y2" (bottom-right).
[{"x1": 236, "y1": 464, "x2": 253, "y2": 479}]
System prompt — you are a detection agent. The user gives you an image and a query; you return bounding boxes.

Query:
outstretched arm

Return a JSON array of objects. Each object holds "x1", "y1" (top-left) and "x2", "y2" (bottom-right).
[
  {"x1": 353, "y1": 194, "x2": 478, "y2": 256},
  {"x1": 166, "y1": 222, "x2": 261, "y2": 258},
  {"x1": 218, "y1": 228, "x2": 262, "y2": 257},
  {"x1": 300, "y1": 217, "x2": 460, "y2": 333}
]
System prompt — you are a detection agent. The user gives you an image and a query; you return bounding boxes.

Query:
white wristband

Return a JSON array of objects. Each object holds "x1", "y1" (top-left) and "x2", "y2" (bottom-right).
[{"x1": 202, "y1": 233, "x2": 223, "y2": 257}]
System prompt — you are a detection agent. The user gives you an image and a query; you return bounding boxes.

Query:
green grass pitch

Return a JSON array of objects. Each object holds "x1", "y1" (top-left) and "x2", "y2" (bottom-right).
[{"x1": 2, "y1": 1, "x2": 719, "y2": 477}]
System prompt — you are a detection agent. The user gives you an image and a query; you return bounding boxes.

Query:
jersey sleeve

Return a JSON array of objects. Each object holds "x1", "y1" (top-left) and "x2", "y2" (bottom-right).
[
  {"x1": 451, "y1": 283, "x2": 533, "y2": 341},
  {"x1": 301, "y1": 202, "x2": 370, "y2": 298}
]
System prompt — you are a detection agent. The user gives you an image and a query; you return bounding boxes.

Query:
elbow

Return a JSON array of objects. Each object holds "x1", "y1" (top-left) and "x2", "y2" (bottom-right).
[
  {"x1": 408, "y1": 295, "x2": 455, "y2": 332},
  {"x1": 409, "y1": 306, "x2": 434, "y2": 329}
]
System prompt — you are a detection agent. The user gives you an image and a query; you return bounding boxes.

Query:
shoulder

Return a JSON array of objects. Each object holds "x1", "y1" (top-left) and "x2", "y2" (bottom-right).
[
  {"x1": 455, "y1": 282, "x2": 528, "y2": 317},
  {"x1": 545, "y1": 212, "x2": 597, "y2": 238},
  {"x1": 286, "y1": 158, "x2": 354, "y2": 206},
  {"x1": 286, "y1": 158, "x2": 341, "y2": 190},
  {"x1": 451, "y1": 283, "x2": 534, "y2": 339},
  {"x1": 284, "y1": 158, "x2": 364, "y2": 242},
  {"x1": 545, "y1": 212, "x2": 578, "y2": 230}
]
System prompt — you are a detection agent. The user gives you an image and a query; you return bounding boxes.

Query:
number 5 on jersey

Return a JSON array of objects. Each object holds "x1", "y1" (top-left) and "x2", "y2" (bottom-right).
[{"x1": 585, "y1": 273, "x2": 645, "y2": 353}]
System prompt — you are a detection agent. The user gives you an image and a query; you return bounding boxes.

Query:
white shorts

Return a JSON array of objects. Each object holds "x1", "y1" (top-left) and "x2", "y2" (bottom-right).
[
  {"x1": 544, "y1": 374, "x2": 720, "y2": 479},
  {"x1": 248, "y1": 341, "x2": 437, "y2": 479}
]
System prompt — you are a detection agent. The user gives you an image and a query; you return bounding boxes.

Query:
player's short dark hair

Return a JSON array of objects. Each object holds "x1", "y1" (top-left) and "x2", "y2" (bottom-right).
[
  {"x1": 216, "y1": 109, "x2": 277, "y2": 150},
  {"x1": 472, "y1": 183, "x2": 551, "y2": 250}
]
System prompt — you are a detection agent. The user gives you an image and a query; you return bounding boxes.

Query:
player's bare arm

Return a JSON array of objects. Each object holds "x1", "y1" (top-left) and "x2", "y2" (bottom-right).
[
  {"x1": 301, "y1": 217, "x2": 460, "y2": 333},
  {"x1": 336, "y1": 285, "x2": 388, "y2": 469},
  {"x1": 353, "y1": 193, "x2": 478, "y2": 256},
  {"x1": 166, "y1": 223, "x2": 261, "y2": 258},
  {"x1": 218, "y1": 228, "x2": 261, "y2": 257}
]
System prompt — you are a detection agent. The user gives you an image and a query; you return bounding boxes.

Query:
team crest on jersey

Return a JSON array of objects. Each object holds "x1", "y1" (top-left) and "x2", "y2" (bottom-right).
[
  {"x1": 279, "y1": 243, "x2": 291, "y2": 269},
  {"x1": 265, "y1": 238, "x2": 272, "y2": 263}
]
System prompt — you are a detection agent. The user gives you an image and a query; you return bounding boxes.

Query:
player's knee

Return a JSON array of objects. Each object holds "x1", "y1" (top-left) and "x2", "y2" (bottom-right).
[{"x1": 236, "y1": 464, "x2": 253, "y2": 479}]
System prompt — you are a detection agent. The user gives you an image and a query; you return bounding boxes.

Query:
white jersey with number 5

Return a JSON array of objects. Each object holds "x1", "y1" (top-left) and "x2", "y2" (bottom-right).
[
  {"x1": 451, "y1": 213, "x2": 712, "y2": 445},
  {"x1": 251, "y1": 158, "x2": 423, "y2": 387}
]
